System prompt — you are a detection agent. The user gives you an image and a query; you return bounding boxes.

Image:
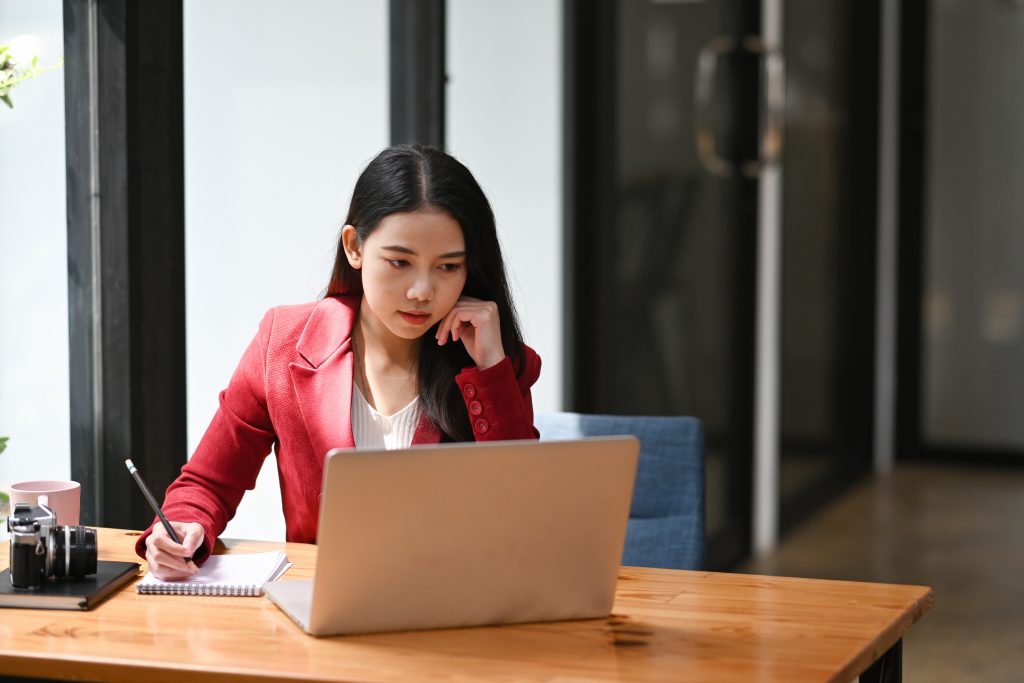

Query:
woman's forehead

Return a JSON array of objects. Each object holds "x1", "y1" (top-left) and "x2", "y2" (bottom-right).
[{"x1": 369, "y1": 209, "x2": 465, "y2": 252}]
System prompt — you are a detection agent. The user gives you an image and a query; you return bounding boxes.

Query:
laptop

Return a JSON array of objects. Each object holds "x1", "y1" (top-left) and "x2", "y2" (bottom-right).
[{"x1": 264, "y1": 436, "x2": 639, "y2": 636}]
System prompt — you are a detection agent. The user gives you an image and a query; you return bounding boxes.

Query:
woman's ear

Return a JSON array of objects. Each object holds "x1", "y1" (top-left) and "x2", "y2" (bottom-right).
[{"x1": 341, "y1": 225, "x2": 362, "y2": 268}]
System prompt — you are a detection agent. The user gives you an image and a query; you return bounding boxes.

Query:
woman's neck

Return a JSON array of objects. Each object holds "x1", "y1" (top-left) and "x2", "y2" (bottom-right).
[
  {"x1": 355, "y1": 302, "x2": 420, "y2": 368},
  {"x1": 353, "y1": 301, "x2": 421, "y2": 416}
]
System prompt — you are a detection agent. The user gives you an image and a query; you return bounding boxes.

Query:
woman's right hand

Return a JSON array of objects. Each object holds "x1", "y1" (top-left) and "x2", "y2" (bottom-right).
[{"x1": 144, "y1": 521, "x2": 205, "y2": 580}]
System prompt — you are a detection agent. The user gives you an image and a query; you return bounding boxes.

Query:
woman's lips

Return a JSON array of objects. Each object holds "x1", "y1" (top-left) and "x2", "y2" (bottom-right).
[{"x1": 400, "y1": 311, "x2": 431, "y2": 325}]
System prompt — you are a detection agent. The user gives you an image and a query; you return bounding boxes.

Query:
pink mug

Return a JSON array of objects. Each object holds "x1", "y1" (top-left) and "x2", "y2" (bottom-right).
[{"x1": 8, "y1": 481, "x2": 82, "y2": 525}]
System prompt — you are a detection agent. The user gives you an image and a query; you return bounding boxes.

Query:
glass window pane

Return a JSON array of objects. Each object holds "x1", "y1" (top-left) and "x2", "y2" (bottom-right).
[
  {"x1": 0, "y1": 1, "x2": 70, "y2": 512},
  {"x1": 923, "y1": 0, "x2": 1024, "y2": 450},
  {"x1": 184, "y1": 0, "x2": 388, "y2": 540},
  {"x1": 446, "y1": 0, "x2": 563, "y2": 412}
]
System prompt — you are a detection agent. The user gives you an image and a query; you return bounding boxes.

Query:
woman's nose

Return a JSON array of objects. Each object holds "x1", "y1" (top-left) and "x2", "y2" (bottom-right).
[{"x1": 406, "y1": 273, "x2": 434, "y2": 302}]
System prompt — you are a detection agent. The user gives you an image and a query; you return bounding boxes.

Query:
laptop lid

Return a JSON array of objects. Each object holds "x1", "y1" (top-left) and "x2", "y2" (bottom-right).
[{"x1": 297, "y1": 436, "x2": 638, "y2": 636}]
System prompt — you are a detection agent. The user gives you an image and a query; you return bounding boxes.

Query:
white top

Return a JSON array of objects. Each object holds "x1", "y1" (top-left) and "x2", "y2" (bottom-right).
[{"x1": 351, "y1": 385, "x2": 421, "y2": 450}]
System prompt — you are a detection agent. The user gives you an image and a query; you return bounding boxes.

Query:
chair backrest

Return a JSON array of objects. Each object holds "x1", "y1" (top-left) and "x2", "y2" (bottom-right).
[{"x1": 535, "y1": 412, "x2": 704, "y2": 570}]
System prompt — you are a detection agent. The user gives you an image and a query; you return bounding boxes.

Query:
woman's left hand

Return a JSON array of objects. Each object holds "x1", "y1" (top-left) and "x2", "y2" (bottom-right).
[{"x1": 436, "y1": 296, "x2": 506, "y2": 369}]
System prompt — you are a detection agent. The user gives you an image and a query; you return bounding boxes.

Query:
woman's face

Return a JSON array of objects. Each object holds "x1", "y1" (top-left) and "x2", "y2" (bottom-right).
[{"x1": 344, "y1": 208, "x2": 468, "y2": 342}]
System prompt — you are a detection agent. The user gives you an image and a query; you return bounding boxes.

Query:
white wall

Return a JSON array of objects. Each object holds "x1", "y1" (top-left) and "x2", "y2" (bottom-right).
[
  {"x1": 184, "y1": 0, "x2": 388, "y2": 540},
  {"x1": 446, "y1": 0, "x2": 564, "y2": 413},
  {"x1": 0, "y1": 2, "x2": 70, "y2": 505}
]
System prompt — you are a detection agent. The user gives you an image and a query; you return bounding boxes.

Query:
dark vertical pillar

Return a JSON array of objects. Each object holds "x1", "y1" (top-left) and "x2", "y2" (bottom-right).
[
  {"x1": 563, "y1": 0, "x2": 617, "y2": 411},
  {"x1": 390, "y1": 0, "x2": 445, "y2": 147},
  {"x1": 895, "y1": 0, "x2": 928, "y2": 461},
  {"x1": 63, "y1": 0, "x2": 186, "y2": 529}
]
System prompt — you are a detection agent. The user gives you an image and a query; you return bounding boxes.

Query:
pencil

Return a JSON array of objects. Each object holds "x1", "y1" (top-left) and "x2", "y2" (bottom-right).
[{"x1": 125, "y1": 459, "x2": 193, "y2": 563}]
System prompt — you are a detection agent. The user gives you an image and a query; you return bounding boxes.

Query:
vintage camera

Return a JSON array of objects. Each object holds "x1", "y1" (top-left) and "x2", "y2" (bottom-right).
[{"x1": 6, "y1": 498, "x2": 97, "y2": 589}]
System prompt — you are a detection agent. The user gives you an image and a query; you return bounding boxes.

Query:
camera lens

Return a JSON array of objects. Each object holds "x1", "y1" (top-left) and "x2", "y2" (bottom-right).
[{"x1": 51, "y1": 525, "x2": 98, "y2": 579}]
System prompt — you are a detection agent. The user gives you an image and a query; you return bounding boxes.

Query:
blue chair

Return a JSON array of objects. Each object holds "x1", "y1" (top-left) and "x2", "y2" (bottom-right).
[{"x1": 535, "y1": 412, "x2": 705, "y2": 570}]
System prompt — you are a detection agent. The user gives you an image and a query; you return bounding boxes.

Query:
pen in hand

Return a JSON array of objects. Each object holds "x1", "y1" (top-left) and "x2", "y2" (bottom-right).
[{"x1": 125, "y1": 459, "x2": 193, "y2": 563}]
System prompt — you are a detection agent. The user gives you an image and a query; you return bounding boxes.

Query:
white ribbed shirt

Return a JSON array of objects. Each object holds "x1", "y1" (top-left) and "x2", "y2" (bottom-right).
[{"x1": 351, "y1": 385, "x2": 421, "y2": 450}]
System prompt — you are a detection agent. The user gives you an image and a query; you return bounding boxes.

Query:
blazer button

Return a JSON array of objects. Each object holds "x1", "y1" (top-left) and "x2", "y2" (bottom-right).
[
  {"x1": 474, "y1": 418, "x2": 490, "y2": 434},
  {"x1": 469, "y1": 400, "x2": 483, "y2": 416},
  {"x1": 463, "y1": 383, "x2": 478, "y2": 398}
]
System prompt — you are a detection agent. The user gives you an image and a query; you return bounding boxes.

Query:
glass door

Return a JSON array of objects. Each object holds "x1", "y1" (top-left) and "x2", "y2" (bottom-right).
[
  {"x1": 567, "y1": 0, "x2": 879, "y2": 566},
  {"x1": 567, "y1": 0, "x2": 762, "y2": 569}
]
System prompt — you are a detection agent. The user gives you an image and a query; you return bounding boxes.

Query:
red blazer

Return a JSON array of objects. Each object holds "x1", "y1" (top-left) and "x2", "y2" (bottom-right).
[{"x1": 136, "y1": 295, "x2": 541, "y2": 562}]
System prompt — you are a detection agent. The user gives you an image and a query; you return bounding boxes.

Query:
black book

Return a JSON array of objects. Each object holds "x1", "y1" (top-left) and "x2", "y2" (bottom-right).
[{"x1": 0, "y1": 560, "x2": 140, "y2": 611}]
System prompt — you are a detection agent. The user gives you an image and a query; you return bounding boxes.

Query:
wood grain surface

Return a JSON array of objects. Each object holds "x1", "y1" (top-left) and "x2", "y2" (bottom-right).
[{"x1": 0, "y1": 528, "x2": 932, "y2": 683}]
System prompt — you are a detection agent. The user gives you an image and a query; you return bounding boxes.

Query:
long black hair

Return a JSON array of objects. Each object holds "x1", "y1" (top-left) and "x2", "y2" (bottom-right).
[{"x1": 326, "y1": 144, "x2": 526, "y2": 441}]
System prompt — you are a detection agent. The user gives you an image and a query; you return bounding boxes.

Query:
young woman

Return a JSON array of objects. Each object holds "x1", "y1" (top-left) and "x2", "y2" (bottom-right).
[{"x1": 137, "y1": 145, "x2": 541, "y2": 579}]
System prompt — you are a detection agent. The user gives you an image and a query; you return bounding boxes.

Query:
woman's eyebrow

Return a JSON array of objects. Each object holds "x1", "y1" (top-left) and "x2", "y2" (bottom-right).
[
  {"x1": 381, "y1": 245, "x2": 416, "y2": 254},
  {"x1": 381, "y1": 245, "x2": 466, "y2": 259}
]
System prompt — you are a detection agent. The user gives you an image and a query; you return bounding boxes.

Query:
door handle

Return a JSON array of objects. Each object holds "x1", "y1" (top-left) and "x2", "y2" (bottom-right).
[
  {"x1": 694, "y1": 35, "x2": 736, "y2": 177},
  {"x1": 694, "y1": 35, "x2": 786, "y2": 178}
]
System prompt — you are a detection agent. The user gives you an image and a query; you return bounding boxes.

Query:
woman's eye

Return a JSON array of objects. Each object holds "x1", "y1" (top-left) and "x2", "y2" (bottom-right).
[
  {"x1": 439, "y1": 263, "x2": 463, "y2": 273},
  {"x1": 388, "y1": 259, "x2": 410, "y2": 268}
]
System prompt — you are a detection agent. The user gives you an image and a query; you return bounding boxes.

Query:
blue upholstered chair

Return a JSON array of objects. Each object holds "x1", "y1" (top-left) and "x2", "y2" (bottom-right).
[{"x1": 535, "y1": 412, "x2": 705, "y2": 570}]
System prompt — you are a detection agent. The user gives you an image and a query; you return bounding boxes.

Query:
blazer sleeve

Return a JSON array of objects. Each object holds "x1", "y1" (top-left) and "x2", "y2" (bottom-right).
[
  {"x1": 135, "y1": 310, "x2": 278, "y2": 564},
  {"x1": 454, "y1": 346, "x2": 542, "y2": 441}
]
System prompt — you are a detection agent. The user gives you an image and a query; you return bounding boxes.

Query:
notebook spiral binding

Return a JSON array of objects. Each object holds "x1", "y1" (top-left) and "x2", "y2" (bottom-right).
[{"x1": 138, "y1": 584, "x2": 263, "y2": 596}]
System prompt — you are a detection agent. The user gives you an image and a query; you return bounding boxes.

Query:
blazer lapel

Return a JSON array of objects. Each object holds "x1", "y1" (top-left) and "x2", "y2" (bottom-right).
[
  {"x1": 288, "y1": 297, "x2": 358, "y2": 468},
  {"x1": 412, "y1": 413, "x2": 443, "y2": 444},
  {"x1": 288, "y1": 295, "x2": 443, "y2": 459}
]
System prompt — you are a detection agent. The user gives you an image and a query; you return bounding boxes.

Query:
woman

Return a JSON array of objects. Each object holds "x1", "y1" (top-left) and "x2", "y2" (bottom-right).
[{"x1": 138, "y1": 145, "x2": 541, "y2": 579}]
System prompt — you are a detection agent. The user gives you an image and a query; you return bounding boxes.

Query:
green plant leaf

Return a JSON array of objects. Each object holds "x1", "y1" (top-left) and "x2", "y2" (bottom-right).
[
  {"x1": 0, "y1": 50, "x2": 64, "y2": 109},
  {"x1": 0, "y1": 435, "x2": 8, "y2": 454}
]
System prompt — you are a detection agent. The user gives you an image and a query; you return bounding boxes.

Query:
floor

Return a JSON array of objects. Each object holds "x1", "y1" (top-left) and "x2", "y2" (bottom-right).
[{"x1": 742, "y1": 461, "x2": 1024, "y2": 683}]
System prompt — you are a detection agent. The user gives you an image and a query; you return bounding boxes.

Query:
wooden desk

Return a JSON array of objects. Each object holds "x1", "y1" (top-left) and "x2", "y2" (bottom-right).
[{"x1": 0, "y1": 528, "x2": 932, "y2": 683}]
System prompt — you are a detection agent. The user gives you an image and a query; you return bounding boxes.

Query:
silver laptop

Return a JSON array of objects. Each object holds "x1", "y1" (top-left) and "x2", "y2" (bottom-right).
[{"x1": 264, "y1": 436, "x2": 639, "y2": 636}]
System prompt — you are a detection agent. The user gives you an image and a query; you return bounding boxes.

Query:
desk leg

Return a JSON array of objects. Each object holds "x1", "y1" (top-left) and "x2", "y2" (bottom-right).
[{"x1": 860, "y1": 638, "x2": 902, "y2": 683}]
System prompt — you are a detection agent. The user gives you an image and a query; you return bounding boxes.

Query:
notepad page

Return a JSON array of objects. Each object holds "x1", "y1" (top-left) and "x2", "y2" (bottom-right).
[{"x1": 137, "y1": 551, "x2": 291, "y2": 596}]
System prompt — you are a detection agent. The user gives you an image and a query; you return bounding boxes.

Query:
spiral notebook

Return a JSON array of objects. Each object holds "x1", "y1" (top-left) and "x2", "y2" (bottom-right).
[{"x1": 137, "y1": 551, "x2": 291, "y2": 596}]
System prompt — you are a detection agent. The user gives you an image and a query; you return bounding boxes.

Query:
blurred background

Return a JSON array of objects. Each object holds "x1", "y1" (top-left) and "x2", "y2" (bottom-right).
[{"x1": 1, "y1": 1, "x2": 1021, "y2": 680}]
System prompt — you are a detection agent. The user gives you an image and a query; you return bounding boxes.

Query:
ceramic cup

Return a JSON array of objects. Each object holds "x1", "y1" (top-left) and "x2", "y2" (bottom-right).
[{"x1": 8, "y1": 480, "x2": 82, "y2": 525}]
